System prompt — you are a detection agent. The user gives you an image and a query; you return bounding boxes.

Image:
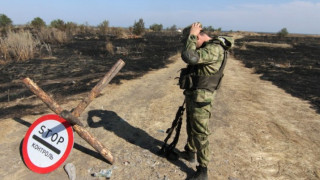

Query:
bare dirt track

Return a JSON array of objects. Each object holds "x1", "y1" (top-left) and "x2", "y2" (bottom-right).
[{"x1": 0, "y1": 33, "x2": 320, "y2": 180}]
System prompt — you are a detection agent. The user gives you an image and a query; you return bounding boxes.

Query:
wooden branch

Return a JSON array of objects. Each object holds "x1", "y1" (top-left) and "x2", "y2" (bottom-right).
[
  {"x1": 22, "y1": 78, "x2": 84, "y2": 126},
  {"x1": 72, "y1": 59, "x2": 125, "y2": 118},
  {"x1": 22, "y1": 77, "x2": 114, "y2": 164}
]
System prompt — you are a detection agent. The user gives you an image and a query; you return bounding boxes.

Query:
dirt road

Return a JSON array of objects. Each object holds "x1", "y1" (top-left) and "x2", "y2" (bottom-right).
[{"x1": 0, "y1": 53, "x2": 319, "y2": 180}]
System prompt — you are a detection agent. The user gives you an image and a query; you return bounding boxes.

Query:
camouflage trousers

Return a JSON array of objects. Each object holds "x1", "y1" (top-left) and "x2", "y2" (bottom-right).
[{"x1": 184, "y1": 89, "x2": 216, "y2": 167}]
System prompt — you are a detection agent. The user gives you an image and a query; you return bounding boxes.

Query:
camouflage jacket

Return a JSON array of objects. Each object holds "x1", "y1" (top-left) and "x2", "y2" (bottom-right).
[{"x1": 181, "y1": 34, "x2": 226, "y2": 76}]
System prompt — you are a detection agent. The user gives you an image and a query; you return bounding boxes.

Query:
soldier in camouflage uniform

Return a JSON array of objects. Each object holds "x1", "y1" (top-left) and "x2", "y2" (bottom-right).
[{"x1": 179, "y1": 22, "x2": 233, "y2": 180}]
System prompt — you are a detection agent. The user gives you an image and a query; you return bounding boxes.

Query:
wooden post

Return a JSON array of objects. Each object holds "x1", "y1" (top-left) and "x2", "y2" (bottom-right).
[
  {"x1": 22, "y1": 59, "x2": 126, "y2": 164},
  {"x1": 22, "y1": 80, "x2": 116, "y2": 164},
  {"x1": 72, "y1": 59, "x2": 125, "y2": 118}
]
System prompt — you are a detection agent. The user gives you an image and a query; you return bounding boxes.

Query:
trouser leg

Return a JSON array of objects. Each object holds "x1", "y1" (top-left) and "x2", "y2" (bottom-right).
[
  {"x1": 192, "y1": 105, "x2": 211, "y2": 167},
  {"x1": 185, "y1": 94, "x2": 196, "y2": 152},
  {"x1": 185, "y1": 89, "x2": 215, "y2": 167}
]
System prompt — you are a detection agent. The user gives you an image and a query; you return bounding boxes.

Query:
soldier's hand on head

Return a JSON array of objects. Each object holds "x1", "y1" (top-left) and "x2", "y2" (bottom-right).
[{"x1": 190, "y1": 22, "x2": 202, "y2": 36}]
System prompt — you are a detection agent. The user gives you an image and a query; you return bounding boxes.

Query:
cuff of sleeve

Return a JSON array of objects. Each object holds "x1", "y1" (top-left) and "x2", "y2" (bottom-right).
[{"x1": 189, "y1": 34, "x2": 197, "y2": 41}]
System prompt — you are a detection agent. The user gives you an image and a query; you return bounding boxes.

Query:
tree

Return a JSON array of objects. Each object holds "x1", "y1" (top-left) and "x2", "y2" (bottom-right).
[
  {"x1": 277, "y1": 28, "x2": 289, "y2": 37},
  {"x1": 31, "y1": 17, "x2": 46, "y2": 29},
  {"x1": 0, "y1": 14, "x2": 12, "y2": 28},
  {"x1": 132, "y1": 18, "x2": 145, "y2": 35},
  {"x1": 149, "y1": 23, "x2": 163, "y2": 32},
  {"x1": 50, "y1": 19, "x2": 65, "y2": 31},
  {"x1": 169, "y1": 25, "x2": 177, "y2": 32},
  {"x1": 203, "y1": 26, "x2": 215, "y2": 32}
]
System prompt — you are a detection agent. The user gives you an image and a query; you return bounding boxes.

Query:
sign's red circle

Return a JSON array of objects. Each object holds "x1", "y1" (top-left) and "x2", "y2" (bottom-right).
[{"x1": 22, "y1": 114, "x2": 74, "y2": 174}]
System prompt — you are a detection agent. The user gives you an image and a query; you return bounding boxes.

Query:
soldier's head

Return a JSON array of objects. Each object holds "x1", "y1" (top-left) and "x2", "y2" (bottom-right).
[
  {"x1": 196, "y1": 31, "x2": 212, "y2": 48},
  {"x1": 181, "y1": 22, "x2": 211, "y2": 48}
]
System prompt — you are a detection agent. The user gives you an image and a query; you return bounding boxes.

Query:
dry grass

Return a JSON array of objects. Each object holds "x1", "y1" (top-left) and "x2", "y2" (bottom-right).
[
  {"x1": 0, "y1": 30, "x2": 40, "y2": 61},
  {"x1": 36, "y1": 27, "x2": 69, "y2": 44},
  {"x1": 245, "y1": 41, "x2": 293, "y2": 48},
  {"x1": 105, "y1": 41, "x2": 114, "y2": 55},
  {"x1": 237, "y1": 41, "x2": 293, "y2": 51},
  {"x1": 109, "y1": 27, "x2": 128, "y2": 39}
]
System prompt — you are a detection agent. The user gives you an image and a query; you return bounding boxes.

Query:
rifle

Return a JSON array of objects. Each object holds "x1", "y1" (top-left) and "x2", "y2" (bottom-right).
[{"x1": 159, "y1": 100, "x2": 185, "y2": 160}]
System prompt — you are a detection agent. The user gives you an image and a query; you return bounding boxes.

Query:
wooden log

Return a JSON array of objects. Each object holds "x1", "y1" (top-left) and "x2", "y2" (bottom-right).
[
  {"x1": 60, "y1": 110, "x2": 84, "y2": 127},
  {"x1": 22, "y1": 77, "x2": 114, "y2": 164},
  {"x1": 72, "y1": 59, "x2": 125, "y2": 118},
  {"x1": 22, "y1": 78, "x2": 84, "y2": 126}
]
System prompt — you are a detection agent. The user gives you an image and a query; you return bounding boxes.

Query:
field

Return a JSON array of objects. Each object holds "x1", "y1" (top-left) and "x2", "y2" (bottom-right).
[
  {"x1": 233, "y1": 34, "x2": 320, "y2": 113},
  {"x1": 0, "y1": 31, "x2": 320, "y2": 180},
  {"x1": 0, "y1": 32, "x2": 182, "y2": 119}
]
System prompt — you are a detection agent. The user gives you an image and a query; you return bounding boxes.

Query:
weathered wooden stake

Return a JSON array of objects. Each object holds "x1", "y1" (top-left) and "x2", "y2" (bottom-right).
[
  {"x1": 23, "y1": 78, "x2": 114, "y2": 164},
  {"x1": 22, "y1": 59, "x2": 125, "y2": 164},
  {"x1": 72, "y1": 59, "x2": 125, "y2": 118}
]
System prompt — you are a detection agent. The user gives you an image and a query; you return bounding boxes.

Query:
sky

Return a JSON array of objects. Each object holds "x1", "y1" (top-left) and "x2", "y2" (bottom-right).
[{"x1": 1, "y1": 0, "x2": 319, "y2": 34}]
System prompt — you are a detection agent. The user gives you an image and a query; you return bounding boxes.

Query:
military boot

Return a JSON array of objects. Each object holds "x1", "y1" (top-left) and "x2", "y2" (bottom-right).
[
  {"x1": 189, "y1": 166, "x2": 208, "y2": 180},
  {"x1": 179, "y1": 147, "x2": 196, "y2": 163}
]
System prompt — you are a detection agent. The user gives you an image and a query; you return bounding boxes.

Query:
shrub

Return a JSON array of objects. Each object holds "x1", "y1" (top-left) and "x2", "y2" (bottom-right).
[
  {"x1": 0, "y1": 14, "x2": 12, "y2": 34},
  {"x1": 98, "y1": 20, "x2": 109, "y2": 35},
  {"x1": 216, "y1": 27, "x2": 222, "y2": 32},
  {"x1": 168, "y1": 25, "x2": 177, "y2": 32},
  {"x1": 78, "y1": 22, "x2": 92, "y2": 34},
  {"x1": 0, "y1": 14, "x2": 12, "y2": 28},
  {"x1": 203, "y1": 26, "x2": 215, "y2": 32},
  {"x1": 0, "y1": 30, "x2": 40, "y2": 61},
  {"x1": 65, "y1": 22, "x2": 78, "y2": 36},
  {"x1": 149, "y1": 23, "x2": 163, "y2": 32},
  {"x1": 50, "y1": 19, "x2": 65, "y2": 31},
  {"x1": 277, "y1": 28, "x2": 289, "y2": 37},
  {"x1": 31, "y1": 17, "x2": 46, "y2": 29},
  {"x1": 109, "y1": 27, "x2": 128, "y2": 38},
  {"x1": 132, "y1": 18, "x2": 145, "y2": 35},
  {"x1": 36, "y1": 27, "x2": 69, "y2": 44}
]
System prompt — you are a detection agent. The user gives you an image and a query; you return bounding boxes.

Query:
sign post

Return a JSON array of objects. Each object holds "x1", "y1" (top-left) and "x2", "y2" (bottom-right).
[{"x1": 22, "y1": 114, "x2": 74, "y2": 174}]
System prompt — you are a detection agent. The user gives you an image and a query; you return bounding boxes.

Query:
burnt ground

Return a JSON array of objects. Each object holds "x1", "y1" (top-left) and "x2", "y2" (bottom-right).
[
  {"x1": 1, "y1": 33, "x2": 319, "y2": 117},
  {"x1": 232, "y1": 35, "x2": 320, "y2": 113},
  {"x1": 0, "y1": 32, "x2": 183, "y2": 119}
]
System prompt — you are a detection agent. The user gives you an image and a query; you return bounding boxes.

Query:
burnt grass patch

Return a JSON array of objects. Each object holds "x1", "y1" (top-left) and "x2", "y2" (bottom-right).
[
  {"x1": 0, "y1": 32, "x2": 183, "y2": 118},
  {"x1": 2, "y1": 32, "x2": 319, "y2": 118},
  {"x1": 233, "y1": 35, "x2": 320, "y2": 113}
]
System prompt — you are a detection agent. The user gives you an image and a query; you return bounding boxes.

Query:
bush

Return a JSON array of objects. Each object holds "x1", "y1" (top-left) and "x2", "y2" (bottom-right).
[
  {"x1": 109, "y1": 27, "x2": 128, "y2": 38},
  {"x1": 132, "y1": 18, "x2": 145, "y2": 35},
  {"x1": 65, "y1": 22, "x2": 78, "y2": 36},
  {"x1": 149, "y1": 23, "x2": 163, "y2": 32},
  {"x1": 168, "y1": 25, "x2": 177, "y2": 32},
  {"x1": 36, "y1": 27, "x2": 69, "y2": 44},
  {"x1": 0, "y1": 14, "x2": 12, "y2": 34},
  {"x1": 277, "y1": 28, "x2": 289, "y2": 37},
  {"x1": 78, "y1": 22, "x2": 92, "y2": 34},
  {"x1": 31, "y1": 17, "x2": 46, "y2": 29},
  {"x1": 0, "y1": 30, "x2": 40, "y2": 61},
  {"x1": 98, "y1": 20, "x2": 109, "y2": 35},
  {"x1": 50, "y1": 19, "x2": 65, "y2": 31},
  {"x1": 0, "y1": 14, "x2": 12, "y2": 28},
  {"x1": 203, "y1": 26, "x2": 215, "y2": 32}
]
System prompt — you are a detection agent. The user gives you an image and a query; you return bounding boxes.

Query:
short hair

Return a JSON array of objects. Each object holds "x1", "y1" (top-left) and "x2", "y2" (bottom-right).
[
  {"x1": 181, "y1": 25, "x2": 191, "y2": 43},
  {"x1": 181, "y1": 23, "x2": 206, "y2": 43}
]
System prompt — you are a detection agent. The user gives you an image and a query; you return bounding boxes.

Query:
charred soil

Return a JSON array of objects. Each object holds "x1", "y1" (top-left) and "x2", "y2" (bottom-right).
[
  {"x1": 232, "y1": 35, "x2": 320, "y2": 113},
  {"x1": 0, "y1": 32, "x2": 183, "y2": 119}
]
